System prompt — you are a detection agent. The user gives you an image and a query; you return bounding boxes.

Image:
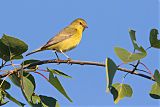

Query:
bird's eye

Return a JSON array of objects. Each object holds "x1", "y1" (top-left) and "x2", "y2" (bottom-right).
[{"x1": 79, "y1": 22, "x2": 83, "y2": 25}]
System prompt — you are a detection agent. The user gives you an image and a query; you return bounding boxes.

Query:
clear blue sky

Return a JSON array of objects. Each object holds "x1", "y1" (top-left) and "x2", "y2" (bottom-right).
[{"x1": 0, "y1": 0, "x2": 159, "y2": 107}]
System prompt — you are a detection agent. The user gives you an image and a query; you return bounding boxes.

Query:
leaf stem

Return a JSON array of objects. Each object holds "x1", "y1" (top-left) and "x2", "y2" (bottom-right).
[
  {"x1": 117, "y1": 63, "x2": 125, "y2": 67},
  {"x1": 129, "y1": 64, "x2": 135, "y2": 67},
  {"x1": 37, "y1": 68, "x2": 48, "y2": 72},
  {"x1": 139, "y1": 62, "x2": 153, "y2": 76},
  {"x1": 0, "y1": 71, "x2": 13, "y2": 88},
  {"x1": 136, "y1": 69, "x2": 150, "y2": 74},
  {"x1": 34, "y1": 71, "x2": 49, "y2": 81},
  {"x1": 145, "y1": 46, "x2": 152, "y2": 51},
  {"x1": 122, "y1": 72, "x2": 130, "y2": 83},
  {"x1": 131, "y1": 60, "x2": 140, "y2": 73},
  {"x1": 0, "y1": 60, "x2": 7, "y2": 69}
]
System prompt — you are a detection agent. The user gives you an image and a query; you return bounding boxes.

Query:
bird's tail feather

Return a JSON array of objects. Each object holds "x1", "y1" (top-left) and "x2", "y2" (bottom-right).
[{"x1": 26, "y1": 48, "x2": 42, "y2": 56}]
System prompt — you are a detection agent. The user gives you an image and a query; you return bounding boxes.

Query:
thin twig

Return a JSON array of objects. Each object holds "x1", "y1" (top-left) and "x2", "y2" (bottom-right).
[
  {"x1": 38, "y1": 68, "x2": 48, "y2": 72},
  {"x1": 129, "y1": 64, "x2": 135, "y2": 67},
  {"x1": 146, "y1": 46, "x2": 152, "y2": 51},
  {"x1": 20, "y1": 62, "x2": 24, "y2": 89},
  {"x1": 0, "y1": 71, "x2": 13, "y2": 88},
  {"x1": 136, "y1": 69, "x2": 150, "y2": 74},
  {"x1": 0, "y1": 59, "x2": 155, "y2": 81},
  {"x1": 34, "y1": 71, "x2": 49, "y2": 81},
  {"x1": 139, "y1": 62, "x2": 153, "y2": 76},
  {"x1": 0, "y1": 60, "x2": 7, "y2": 69},
  {"x1": 121, "y1": 72, "x2": 130, "y2": 84},
  {"x1": 1, "y1": 60, "x2": 3, "y2": 67},
  {"x1": 117, "y1": 63, "x2": 125, "y2": 67},
  {"x1": 131, "y1": 60, "x2": 140, "y2": 73},
  {"x1": 4, "y1": 64, "x2": 21, "y2": 67}
]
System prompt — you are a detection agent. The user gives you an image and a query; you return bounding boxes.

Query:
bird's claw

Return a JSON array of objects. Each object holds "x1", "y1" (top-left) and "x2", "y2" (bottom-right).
[
  {"x1": 55, "y1": 59, "x2": 61, "y2": 65},
  {"x1": 67, "y1": 58, "x2": 72, "y2": 65}
]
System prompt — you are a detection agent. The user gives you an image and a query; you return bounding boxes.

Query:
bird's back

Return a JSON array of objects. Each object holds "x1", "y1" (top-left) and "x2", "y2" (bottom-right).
[{"x1": 42, "y1": 27, "x2": 83, "y2": 52}]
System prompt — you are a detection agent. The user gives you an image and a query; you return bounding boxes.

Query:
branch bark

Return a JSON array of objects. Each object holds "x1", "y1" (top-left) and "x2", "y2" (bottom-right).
[{"x1": 0, "y1": 59, "x2": 154, "y2": 81}]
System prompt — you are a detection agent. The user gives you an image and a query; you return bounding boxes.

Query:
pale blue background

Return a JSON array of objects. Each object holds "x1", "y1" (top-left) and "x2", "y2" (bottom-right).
[{"x1": 0, "y1": 0, "x2": 159, "y2": 107}]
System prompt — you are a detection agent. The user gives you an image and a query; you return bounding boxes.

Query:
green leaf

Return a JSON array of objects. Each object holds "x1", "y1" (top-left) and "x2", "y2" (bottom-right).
[
  {"x1": 9, "y1": 72, "x2": 36, "y2": 89},
  {"x1": 105, "y1": 58, "x2": 117, "y2": 92},
  {"x1": 150, "y1": 82, "x2": 160, "y2": 99},
  {"x1": 0, "y1": 51, "x2": 23, "y2": 62},
  {"x1": 0, "y1": 100, "x2": 8, "y2": 106},
  {"x1": 22, "y1": 59, "x2": 40, "y2": 69},
  {"x1": 129, "y1": 29, "x2": 139, "y2": 50},
  {"x1": 115, "y1": 29, "x2": 147, "y2": 63},
  {"x1": 39, "y1": 95, "x2": 60, "y2": 107},
  {"x1": 22, "y1": 59, "x2": 40, "y2": 65},
  {"x1": 154, "y1": 70, "x2": 160, "y2": 84},
  {"x1": 0, "y1": 34, "x2": 28, "y2": 61},
  {"x1": 47, "y1": 68, "x2": 72, "y2": 78},
  {"x1": 48, "y1": 70, "x2": 72, "y2": 102},
  {"x1": 114, "y1": 47, "x2": 147, "y2": 63},
  {"x1": 21, "y1": 73, "x2": 36, "y2": 102},
  {"x1": 0, "y1": 89, "x2": 9, "y2": 106},
  {"x1": 31, "y1": 94, "x2": 60, "y2": 107},
  {"x1": 31, "y1": 103, "x2": 42, "y2": 107},
  {"x1": 0, "y1": 52, "x2": 23, "y2": 62},
  {"x1": 24, "y1": 73, "x2": 36, "y2": 90},
  {"x1": 129, "y1": 29, "x2": 146, "y2": 52},
  {"x1": 111, "y1": 83, "x2": 133, "y2": 104},
  {"x1": 30, "y1": 94, "x2": 42, "y2": 106},
  {"x1": 21, "y1": 77, "x2": 34, "y2": 102},
  {"x1": 12, "y1": 55, "x2": 23, "y2": 60},
  {"x1": 150, "y1": 29, "x2": 160, "y2": 48},
  {"x1": 31, "y1": 94, "x2": 41, "y2": 104},
  {"x1": 0, "y1": 79, "x2": 11, "y2": 90},
  {"x1": 9, "y1": 73, "x2": 21, "y2": 87},
  {"x1": 9, "y1": 73, "x2": 36, "y2": 104},
  {"x1": 5, "y1": 91, "x2": 25, "y2": 107}
]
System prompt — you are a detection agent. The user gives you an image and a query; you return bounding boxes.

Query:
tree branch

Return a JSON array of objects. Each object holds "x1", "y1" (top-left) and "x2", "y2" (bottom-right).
[{"x1": 0, "y1": 59, "x2": 154, "y2": 81}]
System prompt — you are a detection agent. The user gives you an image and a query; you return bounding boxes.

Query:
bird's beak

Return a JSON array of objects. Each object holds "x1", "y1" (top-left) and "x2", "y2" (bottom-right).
[{"x1": 83, "y1": 24, "x2": 88, "y2": 28}]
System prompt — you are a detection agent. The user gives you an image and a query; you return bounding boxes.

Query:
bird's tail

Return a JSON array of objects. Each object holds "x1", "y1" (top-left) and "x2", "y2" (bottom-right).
[{"x1": 26, "y1": 48, "x2": 43, "y2": 56}]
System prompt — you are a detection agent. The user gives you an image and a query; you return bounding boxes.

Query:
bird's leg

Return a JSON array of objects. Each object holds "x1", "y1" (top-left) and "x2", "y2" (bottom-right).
[
  {"x1": 54, "y1": 51, "x2": 61, "y2": 64},
  {"x1": 60, "y1": 50, "x2": 71, "y2": 59},
  {"x1": 60, "y1": 50, "x2": 72, "y2": 64},
  {"x1": 55, "y1": 51, "x2": 60, "y2": 59}
]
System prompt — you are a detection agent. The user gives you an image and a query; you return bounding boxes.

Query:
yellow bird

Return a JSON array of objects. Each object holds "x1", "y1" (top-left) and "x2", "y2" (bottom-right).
[{"x1": 26, "y1": 18, "x2": 88, "y2": 59}]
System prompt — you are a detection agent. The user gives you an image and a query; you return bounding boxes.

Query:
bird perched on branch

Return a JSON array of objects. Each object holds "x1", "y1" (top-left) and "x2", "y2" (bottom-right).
[{"x1": 26, "y1": 18, "x2": 88, "y2": 60}]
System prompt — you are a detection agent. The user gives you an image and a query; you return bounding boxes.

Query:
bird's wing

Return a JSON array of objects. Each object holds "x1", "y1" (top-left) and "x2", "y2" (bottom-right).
[{"x1": 41, "y1": 27, "x2": 77, "y2": 49}]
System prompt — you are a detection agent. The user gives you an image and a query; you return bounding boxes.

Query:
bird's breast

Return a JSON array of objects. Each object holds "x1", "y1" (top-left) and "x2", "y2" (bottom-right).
[{"x1": 49, "y1": 31, "x2": 83, "y2": 52}]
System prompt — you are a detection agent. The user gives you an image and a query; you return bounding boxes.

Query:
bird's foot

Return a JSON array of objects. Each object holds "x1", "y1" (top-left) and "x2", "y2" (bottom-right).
[
  {"x1": 67, "y1": 58, "x2": 72, "y2": 65},
  {"x1": 55, "y1": 59, "x2": 61, "y2": 65}
]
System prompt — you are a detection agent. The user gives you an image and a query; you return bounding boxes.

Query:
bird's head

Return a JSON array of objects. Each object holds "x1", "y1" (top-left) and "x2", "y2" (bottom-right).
[{"x1": 70, "y1": 18, "x2": 88, "y2": 31}]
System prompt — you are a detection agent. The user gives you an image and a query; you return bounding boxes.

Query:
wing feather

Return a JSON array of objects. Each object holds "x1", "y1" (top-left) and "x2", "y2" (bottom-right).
[{"x1": 42, "y1": 27, "x2": 77, "y2": 49}]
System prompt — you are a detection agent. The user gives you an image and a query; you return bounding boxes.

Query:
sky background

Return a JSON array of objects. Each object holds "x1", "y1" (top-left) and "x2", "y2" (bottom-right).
[{"x1": 0, "y1": 0, "x2": 159, "y2": 107}]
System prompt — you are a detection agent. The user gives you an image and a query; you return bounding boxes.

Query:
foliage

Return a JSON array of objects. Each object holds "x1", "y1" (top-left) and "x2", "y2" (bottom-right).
[
  {"x1": 0, "y1": 34, "x2": 70, "y2": 106},
  {"x1": 105, "y1": 28, "x2": 160, "y2": 103},
  {"x1": 105, "y1": 58, "x2": 117, "y2": 92},
  {"x1": 0, "y1": 28, "x2": 159, "y2": 106},
  {"x1": 111, "y1": 83, "x2": 133, "y2": 104}
]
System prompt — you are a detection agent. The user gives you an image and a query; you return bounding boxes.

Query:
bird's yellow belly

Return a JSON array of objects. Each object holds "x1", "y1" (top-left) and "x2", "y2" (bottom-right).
[{"x1": 47, "y1": 34, "x2": 82, "y2": 52}]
